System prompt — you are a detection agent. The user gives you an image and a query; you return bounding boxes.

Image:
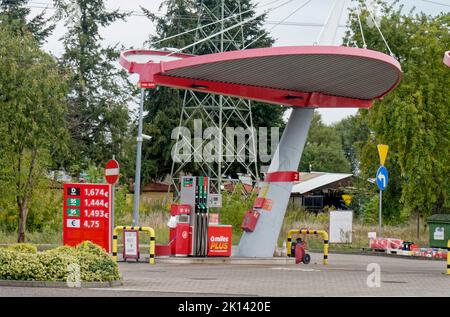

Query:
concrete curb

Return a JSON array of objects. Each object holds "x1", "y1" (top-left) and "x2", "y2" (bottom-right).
[{"x1": 0, "y1": 279, "x2": 123, "y2": 288}]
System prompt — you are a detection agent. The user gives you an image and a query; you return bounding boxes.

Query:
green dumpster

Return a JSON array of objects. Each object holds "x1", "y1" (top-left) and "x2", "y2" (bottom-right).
[{"x1": 427, "y1": 214, "x2": 450, "y2": 248}]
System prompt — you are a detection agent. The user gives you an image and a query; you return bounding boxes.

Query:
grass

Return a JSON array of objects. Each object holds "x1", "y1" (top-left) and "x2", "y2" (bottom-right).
[{"x1": 0, "y1": 230, "x2": 63, "y2": 246}]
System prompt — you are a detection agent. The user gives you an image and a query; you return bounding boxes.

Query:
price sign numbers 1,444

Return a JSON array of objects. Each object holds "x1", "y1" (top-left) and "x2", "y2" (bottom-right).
[{"x1": 84, "y1": 199, "x2": 108, "y2": 208}]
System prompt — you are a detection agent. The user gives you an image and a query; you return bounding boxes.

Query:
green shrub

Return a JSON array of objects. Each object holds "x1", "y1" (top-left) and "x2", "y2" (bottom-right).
[
  {"x1": 77, "y1": 252, "x2": 120, "y2": 282},
  {"x1": 0, "y1": 242, "x2": 120, "y2": 282},
  {"x1": 6, "y1": 243, "x2": 38, "y2": 253},
  {"x1": 36, "y1": 252, "x2": 77, "y2": 281},
  {"x1": 362, "y1": 195, "x2": 379, "y2": 225},
  {"x1": 220, "y1": 184, "x2": 256, "y2": 240},
  {"x1": 0, "y1": 249, "x2": 45, "y2": 281},
  {"x1": 46, "y1": 245, "x2": 78, "y2": 256},
  {"x1": 76, "y1": 240, "x2": 109, "y2": 257}
]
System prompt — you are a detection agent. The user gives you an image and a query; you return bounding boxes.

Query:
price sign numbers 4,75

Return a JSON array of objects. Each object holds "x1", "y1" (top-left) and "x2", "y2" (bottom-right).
[{"x1": 83, "y1": 220, "x2": 100, "y2": 229}]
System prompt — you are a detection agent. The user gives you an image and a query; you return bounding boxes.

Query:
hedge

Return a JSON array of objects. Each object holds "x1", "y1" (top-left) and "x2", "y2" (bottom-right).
[
  {"x1": 6, "y1": 243, "x2": 38, "y2": 254},
  {"x1": 0, "y1": 241, "x2": 120, "y2": 282}
]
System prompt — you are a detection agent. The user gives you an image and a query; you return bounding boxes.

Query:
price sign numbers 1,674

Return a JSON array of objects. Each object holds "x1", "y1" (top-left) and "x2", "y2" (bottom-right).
[{"x1": 83, "y1": 187, "x2": 109, "y2": 198}]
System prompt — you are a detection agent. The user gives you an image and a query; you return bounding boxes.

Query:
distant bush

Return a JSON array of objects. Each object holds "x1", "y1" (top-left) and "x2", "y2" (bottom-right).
[
  {"x1": 6, "y1": 243, "x2": 38, "y2": 253},
  {"x1": 220, "y1": 185, "x2": 256, "y2": 239},
  {"x1": 0, "y1": 241, "x2": 120, "y2": 282},
  {"x1": 362, "y1": 195, "x2": 379, "y2": 225}
]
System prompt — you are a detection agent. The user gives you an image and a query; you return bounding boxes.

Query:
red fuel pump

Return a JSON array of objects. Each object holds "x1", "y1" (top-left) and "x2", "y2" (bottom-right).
[
  {"x1": 156, "y1": 176, "x2": 233, "y2": 259},
  {"x1": 175, "y1": 214, "x2": 191, "y2": 256},
  {"x1": 169, "y1": 204, "x2": 191, "y2": 256}
]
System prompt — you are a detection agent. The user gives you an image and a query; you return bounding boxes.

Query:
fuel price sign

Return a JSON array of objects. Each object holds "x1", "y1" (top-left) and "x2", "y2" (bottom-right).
[{"x1": 63, "y1": 183, "x2": 112, "y2": 252}]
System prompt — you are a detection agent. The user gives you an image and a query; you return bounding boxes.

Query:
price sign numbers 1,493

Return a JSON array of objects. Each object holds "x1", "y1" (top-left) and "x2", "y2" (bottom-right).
[{"x1": 83, "y1": 209, "x2": 108, "y2": 218}]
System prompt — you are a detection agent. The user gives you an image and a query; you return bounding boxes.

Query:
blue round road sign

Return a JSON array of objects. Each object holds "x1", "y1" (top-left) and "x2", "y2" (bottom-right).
[{"x1": 376, "y1": 166, "x2": 388, "y2": 191}]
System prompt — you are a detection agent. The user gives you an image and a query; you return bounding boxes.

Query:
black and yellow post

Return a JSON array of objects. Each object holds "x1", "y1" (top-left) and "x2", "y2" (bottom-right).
[
  {"x1": 286, "y1": 229, "x2": 329, "y2": 265},
  {"x1": 447, "y1": 240, "x2": 449, "y2": 275},
  {"x1": 112, "y1": 226, "x2": 156, "y2": 264}
]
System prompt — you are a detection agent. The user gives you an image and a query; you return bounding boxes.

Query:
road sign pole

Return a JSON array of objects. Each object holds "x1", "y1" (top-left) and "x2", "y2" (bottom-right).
[
  {"x1": 376, "y1": 144, "x2": 389, "y2": 238},
  {"x1": 379, "y1": 189, "x2": 382, "y2": 237},
  {"x1": 111, "y1": 155, "x2": 116, "y2": 253},
  {"x1": 133, "y1": 88, "x2": 145, "y2": 226},
  {"x1": 105, "y1": 156, "x2": 119, "y2": 252},
  {"x1": 111, "y1": 182, "x2": 115, "y2": 252}
]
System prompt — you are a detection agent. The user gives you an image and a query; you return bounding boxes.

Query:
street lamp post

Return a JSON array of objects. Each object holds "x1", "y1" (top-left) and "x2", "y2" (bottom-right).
[{"x1": 132, "y1": 88, "x2": 145, "y2": 226}]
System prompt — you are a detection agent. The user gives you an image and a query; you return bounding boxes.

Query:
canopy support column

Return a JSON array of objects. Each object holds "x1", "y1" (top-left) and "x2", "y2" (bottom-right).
[
  {"x1": 237, "y1": 107, "x2": 314, "y2": 257},
  {"x1": 237, "y1": 0, "x2": 347, "y2": 258}
]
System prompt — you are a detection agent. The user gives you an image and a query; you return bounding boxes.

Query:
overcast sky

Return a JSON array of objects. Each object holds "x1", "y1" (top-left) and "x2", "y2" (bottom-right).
[{"x1": 30, "y1": 0, "x2": 449, "y2": 124}]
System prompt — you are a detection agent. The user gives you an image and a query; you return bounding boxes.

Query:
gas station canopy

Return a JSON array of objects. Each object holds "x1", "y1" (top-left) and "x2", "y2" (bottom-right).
[{"x1": 120, "y1": 46, "x2": 402, "y2": 108}]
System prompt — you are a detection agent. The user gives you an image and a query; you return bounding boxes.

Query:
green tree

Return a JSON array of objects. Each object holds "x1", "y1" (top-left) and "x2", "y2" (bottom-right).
[
  {"x1": 334, "y1": 111, "x2": 370, "y2": 174},
  {"x1": 54, "y1": 0, "x2": 134, "y2": 173},
  {"x1": 299, "y1": 113, "x2": 351, "y2": 173},
  {"x1": 0, "y1": 26, "x2": 68, "y2": 242},
  {"x1": 140, "y1": 0, "x2": 284, "y2": 183},
  {"x1": 344, "y1": 1, "x2": 450, "y2": 219},
  {"x1": 0, "y1": 0, "x2": 54, "y2": 44}
]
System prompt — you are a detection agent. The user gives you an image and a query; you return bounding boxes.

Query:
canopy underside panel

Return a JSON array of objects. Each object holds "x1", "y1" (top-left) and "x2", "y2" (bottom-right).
[
  {"x1": 119, "y1": 46, "x2": 402, "y2": 108},
  {"x1": 162, "y1": 54, "x2": 399, "y2": 101}
]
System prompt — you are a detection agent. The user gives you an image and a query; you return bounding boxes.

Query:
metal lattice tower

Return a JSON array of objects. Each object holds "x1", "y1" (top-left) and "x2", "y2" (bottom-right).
[{"x1": 169, "y1": 0, "x2": 259, "y2": 198}]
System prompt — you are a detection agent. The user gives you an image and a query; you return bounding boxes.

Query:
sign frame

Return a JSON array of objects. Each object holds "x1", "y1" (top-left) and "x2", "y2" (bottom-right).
[
  {"x1": 329, "y1": 210, "x2": 353, "y2": 243},
  {"x1": 123, "y1": 230, "x2": 140, "y2": 261},
  {"x1": 63, "y1": 183, "x2": 112, "y2": 252}
]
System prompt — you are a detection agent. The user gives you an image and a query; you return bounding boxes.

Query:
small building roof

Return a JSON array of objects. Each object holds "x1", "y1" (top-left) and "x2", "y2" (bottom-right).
[{"x1": 291, "y1": 172, "x2": 353, "y2": 195}]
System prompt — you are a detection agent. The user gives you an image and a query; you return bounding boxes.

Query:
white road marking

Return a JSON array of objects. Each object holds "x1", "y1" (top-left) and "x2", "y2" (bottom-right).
[{"x1": 270, "y1": 267, "x2": 320, "y2": 272}]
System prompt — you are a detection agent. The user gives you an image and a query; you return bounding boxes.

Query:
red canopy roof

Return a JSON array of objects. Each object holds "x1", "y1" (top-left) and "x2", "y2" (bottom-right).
[{"x1": 120, "y1": 46, "x2": 402, "y2": 108}]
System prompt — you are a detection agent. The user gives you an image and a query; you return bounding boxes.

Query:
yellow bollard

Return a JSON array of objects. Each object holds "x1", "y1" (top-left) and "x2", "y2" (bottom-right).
[
  {"x1": 147, "y1": 227, "x2": 156, "y2": 265},
  {"x1": 112, "y1": 226, "x2": 156, "y2": 264},
  {"x1": 112, "y1": 226, "x2": 119, "y2": 262},
  {"x1": 286, "y1": 229, "x2": 329, "y2": 265}
]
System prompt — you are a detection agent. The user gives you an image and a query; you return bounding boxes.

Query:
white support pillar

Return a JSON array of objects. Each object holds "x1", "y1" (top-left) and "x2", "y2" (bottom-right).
[
  {"x1": 237, "y1": 0, "x2": 347, "y2": 257},
  {"x1": 237, "y1": 108, "x2": 314, "y2": 257}
]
